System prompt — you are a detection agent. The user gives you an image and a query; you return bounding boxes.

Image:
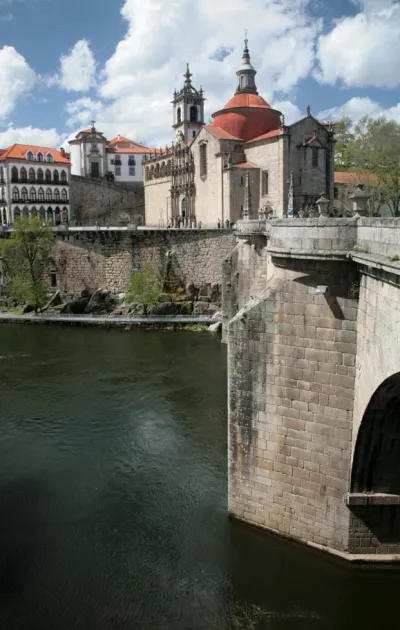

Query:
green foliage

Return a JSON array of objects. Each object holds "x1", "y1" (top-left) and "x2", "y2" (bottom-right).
[
  {"x1": 126, "y1": 265, "x2": 163, "y2": 310},
  {"x1": 0, "y1": 216, "x2": 54, "y2": 313},
  {"x1": 390, "y1": 254, "x2": 400, "y2": 262}
]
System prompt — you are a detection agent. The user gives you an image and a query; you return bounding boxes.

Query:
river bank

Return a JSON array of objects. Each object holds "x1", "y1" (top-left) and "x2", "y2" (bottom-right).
[{"x1": 0, "y1": 312, "x2": 220, "y2": 331}]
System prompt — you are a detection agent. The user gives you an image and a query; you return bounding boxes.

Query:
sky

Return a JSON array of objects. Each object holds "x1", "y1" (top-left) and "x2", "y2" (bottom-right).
[{"x1": 1, "y1": 0, "x2": 400, "y2": 149}]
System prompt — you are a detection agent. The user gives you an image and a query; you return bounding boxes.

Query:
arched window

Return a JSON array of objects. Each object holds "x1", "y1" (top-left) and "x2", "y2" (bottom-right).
[
  {"x1": 155, "y1": 163, "x2": 160, "y2": 178},
  {"x1": 181, "y1": 197, "x2": 187, "y2": 218},
  {"x1": 190, "y1": 106, "x2": 197, "y2": 122},
  {"x1": 45, "y1": 169, "x2": 51, "y2": 184},
  {"x1": 38, "y1": 188, "x2": 44, "y2": 202},
  {"x1": 177, "y1": 107, "x2": 182, "y2": 124},
  {"x1": 27, "y1": 150, "x2": 34, "y2": 161},
  {"x1": 145, "y1": 166, "x2": 150, "y2": 181},
  {"x1": 30, "y1": 187, "x2": 36, "y2": 202},
  {"x1": 47, "y1": 207, "x2": 53, "y2": 223},
  {"x1": 46, "y1": 188, "x2": 52, "y2": 202},
  {"x1": 37, "y1": 152, "x2": 43, "y2": 162},
  {"x1": 62, "y1": 207, "x2": 69, "y2": 223},
  {"x1": 61, "y1": 170, "x2": 67, "y2": 183},
  {"x1": 29, "y1": 168, "x2": 35, "y2": 182},
  {"x1": 46, "y1": 153, "x2": 53, "y2": 163},
  {"x1": 12, "y1": 187, "x2": 19, "y2": 202},
  {"x1": 22, "y1": 206, "x2": 29, "y2": 218},
  {"x1": 31, "y1": 207, "x2": 37, "y2": 217},
  {"x1": 160, "y1": 162, "x2": 166, "y2": 177},
  {"x1": 37, "y1": 168, "x2": 44, "y2": 183},
  {"x1": 54, "y1": 189, "x2": 60, "y2": 202},
  {"x1": 55, "y1": 207, "x2": 61, "y2": 225},
  {"x1": 199, "y1": 143, "x2": 207, "y2": 178},
  {"x1": 11, "y1": 166, "x2": 18, "y2": 183},
  {"x1": 39, "y1": 207, "x2": 45, "y2": 220},
  {"x1": 167, "y1": 160, "x2": 172, "y2": 176},
  {"x1": 21, "y1": 187, "x2": 28, "y2": 202},
  {"x1": 61, "y1": 189, "x2": 68, "y2": 202},
  {"x1": 53, "y1": 169, "x2": 59, "y2": 183},
  {"x1": 13, "y1": 207, "x2": 21, "y2": 222},
  {"x1": 20, "y1": 167, "x2": 27, "y2": 182}
]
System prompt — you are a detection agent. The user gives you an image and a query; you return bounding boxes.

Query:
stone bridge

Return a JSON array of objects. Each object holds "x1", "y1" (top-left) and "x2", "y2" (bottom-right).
[{"x1": 224, "y1": 216, "x2": 400, "y2": 561}]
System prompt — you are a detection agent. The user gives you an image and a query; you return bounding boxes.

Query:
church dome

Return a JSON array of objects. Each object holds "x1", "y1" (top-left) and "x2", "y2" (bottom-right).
[{"x1": 211, "y1": 39, "x2": 282, "y2": 143}]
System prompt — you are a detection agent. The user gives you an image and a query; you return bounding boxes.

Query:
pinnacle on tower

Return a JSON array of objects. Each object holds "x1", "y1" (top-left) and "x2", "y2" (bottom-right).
[
  {"x1": 236, "y1": 34, "x2": 258, "y2": 95},
  {"x1": 184, "y1": 63, "x2": 192, "y2": 88}
]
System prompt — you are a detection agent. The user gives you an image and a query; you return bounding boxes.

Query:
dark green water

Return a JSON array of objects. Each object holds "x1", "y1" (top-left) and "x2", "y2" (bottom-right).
[{"x1": 0, "y1": 326, "x2": 398, "y2": 629}]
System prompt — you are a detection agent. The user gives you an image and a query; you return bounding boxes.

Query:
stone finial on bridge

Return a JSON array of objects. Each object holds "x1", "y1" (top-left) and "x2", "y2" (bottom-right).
[
  {"x1": 349, "y1": 184, "x2": 371, "y2": 217},
  {"x1": 243, "y1": 170, "x2": 252, "y2": 220},
  {"x1": 316, "y1": 192, "x2": 330, "y2": 217}
]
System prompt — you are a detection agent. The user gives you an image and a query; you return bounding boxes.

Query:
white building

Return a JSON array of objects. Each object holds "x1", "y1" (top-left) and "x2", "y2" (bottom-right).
[
  {"x1": 0, "y1": 144, "x2": 71, "y2": 226},
  {"x1": 68, "y1": 123, "x2": 153, "y2": 184}
]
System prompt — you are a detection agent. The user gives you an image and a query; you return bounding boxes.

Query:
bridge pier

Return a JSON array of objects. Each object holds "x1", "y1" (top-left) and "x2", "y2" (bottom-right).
[{"x1": 226, "y1": 218, "x2": 400, "y2": 560}]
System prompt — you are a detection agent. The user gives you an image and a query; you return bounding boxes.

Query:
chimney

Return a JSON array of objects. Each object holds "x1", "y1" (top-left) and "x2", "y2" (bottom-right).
[{"x1": 60, "y1": 147, "x2": 65, "y2": 157}]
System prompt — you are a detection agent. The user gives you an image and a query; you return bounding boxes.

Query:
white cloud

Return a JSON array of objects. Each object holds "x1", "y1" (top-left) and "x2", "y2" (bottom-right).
[
  {"x1": 316, "y1": 2, "x2": 400, "y2": 88},
  {"x1": 0, "y1": 125, "x2": 66, "y2": 148},
  {"x1": 58, "y1": 40, "x2": 96, "y2": 92},
  {"x1": 272, "y1": 100, "x2": 303, "y2": 124},
  {"x1": 0, "y1": 46, "x2": 36, "y2": 119},
  {"x1": 96, "y1": 0, "x2": 320, "y2": 146},
  {"x1": 317, "y1": 96, "x2": 400, "y2": 125},
  {"x1": 65, "y1": 98, "x2": 104, "y2": 128},
  {"x1": 0, "y1": 12, "x2": 15, "y2": 21}
]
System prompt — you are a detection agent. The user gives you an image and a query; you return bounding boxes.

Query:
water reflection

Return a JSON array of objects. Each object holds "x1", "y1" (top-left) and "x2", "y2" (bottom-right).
[{"x1": 0, "y1": 326, "x2": 398, "y2": 629}]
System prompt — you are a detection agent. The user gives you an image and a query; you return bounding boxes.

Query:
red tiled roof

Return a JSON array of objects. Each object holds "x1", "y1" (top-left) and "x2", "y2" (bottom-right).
[
  {"x1": 233, "y1": 161, "x2": 258, "y2": 169},
  {"x1": 245, "y1": 128, "x2": 281, "y2": 144},
  {"x1": 205, "y1": 125, "x2": 242, "y2": 141},
  {"x1": 334, "y1": 171, "x2": 378, "y2": 185},
  {"x1": 108, "y1": 136, "x2": 145, "y2": 147},
  {"x1": 212, "y1": 92, "x2": 282, "y2": 143},
  {"x1": 0, "y1": 144, "x2": 70, "y2": 164}
]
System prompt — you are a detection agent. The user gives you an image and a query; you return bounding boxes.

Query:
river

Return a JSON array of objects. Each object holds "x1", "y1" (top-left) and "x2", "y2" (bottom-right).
[{"x1": 0, "y1": 325, "x2": 398, "y2": 629}]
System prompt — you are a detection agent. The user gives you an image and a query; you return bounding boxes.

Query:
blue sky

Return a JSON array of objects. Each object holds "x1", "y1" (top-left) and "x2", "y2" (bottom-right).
[{"x1": 1, "y1": 0, "x2": 400, "y2": 148}]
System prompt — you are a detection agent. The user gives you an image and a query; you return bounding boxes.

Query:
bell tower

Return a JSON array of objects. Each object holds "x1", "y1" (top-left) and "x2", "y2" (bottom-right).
[{"x1": 172, "y1": 64, "x2": 205, "y2": 143}]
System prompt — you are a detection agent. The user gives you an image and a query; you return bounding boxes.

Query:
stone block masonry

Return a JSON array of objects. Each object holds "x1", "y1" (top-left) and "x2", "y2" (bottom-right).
[
  {"x1": 54, "y1": 229, "x2": 235, "y2": 295},
  {"x1": 228, "y1": 257, "x2": 359, "y2": 553}
]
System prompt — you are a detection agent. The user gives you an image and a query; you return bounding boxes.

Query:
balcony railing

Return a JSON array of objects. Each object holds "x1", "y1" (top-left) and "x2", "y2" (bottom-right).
[{"x1": 10, "y1": 178, "x2": 69, "y2": 185}]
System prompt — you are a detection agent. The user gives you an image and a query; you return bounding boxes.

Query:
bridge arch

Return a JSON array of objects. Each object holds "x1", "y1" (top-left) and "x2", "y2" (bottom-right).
[{"x1": 351, "y1": 372, "x2": 400, "y2": 495}]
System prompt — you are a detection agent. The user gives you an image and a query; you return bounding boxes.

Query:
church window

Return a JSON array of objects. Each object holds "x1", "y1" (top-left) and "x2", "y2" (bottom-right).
[
  {"x1": 46, "y1": 188, "x2": 52, "y2": 201},
  {"x1": 45, "y1": 169, "x2": 52, "y2": 183},
  {"x1": 261, "y1": 170, "x2": 269, "y2": 195},
  {"x1": 190, "y1": 106, "x2": 197, "y2": 123},
  {"x1": 29, "y1": 168, "x2": 35, "y2": 182},
  {"x1": 20, "y1": 167, "x2": 27, "y2": 182},
  {"x1": 181, "y1": 197, "x2": 187, "y2": 218},
  {"x1": 30, "y1": 187, "x2": 36, "y2": 202},
  {"x1": 38, "y1": 188, "x2": 44, "y2": 201},
  {"x1": 177, "y1": 107, "x2": 182, "y2": 124},
  {"x1": 27, "y1": 150, "x2": 34, "y2": 161},
  {"x1": 12, "y1": 187, "x2": 19, "y2": 202},
  {"x1": 46, "y1": 153, "x2": 53, "y2": 163},
  {"x1": 37, "y1": 152, "x2": 43, "y2": 162},
  {"x1": 312, "y1": 147, "x2": 318, "y2": 168},
  {"x1": 53, "y1": 169, "x2": 59, "y2": 183},
  {"x1": 61, "y1": 189, "x2": 68, "y2": 202},
  {"x1": 54, "y1": 189, "x2": 60, "y2": 202},
  {"x1": 200, "y1": 143, "x2": 207, "y2": 178},
  {"x1": 11, "y1": 167, "x2": 18, "y2": 183},
  {"x1": 61, "y1": 170, "x2": 67, "y2": 183},
  {"x1": 37, "y1": 169, "x2": 44, "y2": 183},
  {"x1": 21, "y1": 187, "x2": 28, "y2": 202}
]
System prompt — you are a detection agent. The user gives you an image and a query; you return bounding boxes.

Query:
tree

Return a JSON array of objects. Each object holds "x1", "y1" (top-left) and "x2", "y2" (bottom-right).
[
  {"x1": 346, "y1": 116, "x2": 400, "y2": 216},
  {"x1": 126, "y1": 265, "x2": 163, "y2": 313},
  {"x1": 0, "y1": 217, "x2": 54, "y2": 313},
  {"x1": 334, "y1": 115, "x2": 354, "y2": 170}
]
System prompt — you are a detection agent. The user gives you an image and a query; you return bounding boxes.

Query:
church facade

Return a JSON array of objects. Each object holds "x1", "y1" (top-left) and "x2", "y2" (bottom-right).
[{"x1": 144, "y1": 40, "x2": 335, "y2": 228}]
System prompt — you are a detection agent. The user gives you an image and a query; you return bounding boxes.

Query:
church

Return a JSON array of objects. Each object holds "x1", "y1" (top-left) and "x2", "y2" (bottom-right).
[{"x1": 144, "y1": 39, "x2": 335, "y2": 228}]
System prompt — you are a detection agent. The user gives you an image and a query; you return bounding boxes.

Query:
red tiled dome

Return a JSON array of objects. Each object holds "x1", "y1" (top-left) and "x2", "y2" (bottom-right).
[{"x1": 212, "y1": 92, "x2": 282, "y2": 143}]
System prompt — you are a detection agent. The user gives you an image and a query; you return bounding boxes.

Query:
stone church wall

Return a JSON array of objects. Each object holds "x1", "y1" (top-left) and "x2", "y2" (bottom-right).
[
  {"x1": 54, "y1": 229, "x2": 235, "y2": 295},
  {"x1": 144, "y1": 175, "x2": 172, "y2": 227},
  {"x1": 244, "y1": 137, "x2": 285, "y2": 216}
]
